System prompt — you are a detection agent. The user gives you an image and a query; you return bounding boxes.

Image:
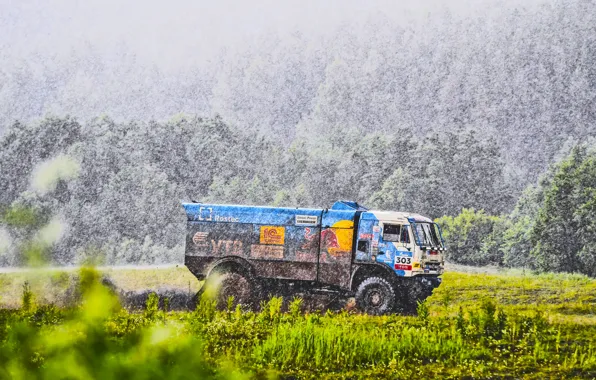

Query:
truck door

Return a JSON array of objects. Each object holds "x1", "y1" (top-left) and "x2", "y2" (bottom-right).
[
  {"x1": 317, "y1": 210, "x2": 357, "y2": 289},
  {"x1": 354, "y1": 218, "x2": 375, "y2": 262}
]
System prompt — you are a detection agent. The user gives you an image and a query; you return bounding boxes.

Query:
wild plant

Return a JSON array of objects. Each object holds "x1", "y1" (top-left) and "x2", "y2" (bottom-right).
[
  {"x1": 21, "y1": 281, "x2": 35, "y2": 312},
  {"x1": 195, "y1": 293, "x2": 217, "y2": 323},
  {"x1": 479, "y1": 298, "x2": 498, "y2": 340},
  {"x1": 226, "y1": 295, "x2": 235, "y2": 313},
  {"x1": 417, "y1": 300, "x2": 430, "y2": 323},
  {"x1": 145, "y1": 292, "x2": 159, "y2": 320},
  {"x1": 289, "y1": 297, "x2": 303, "y2": 320},
  {"x1": 440, "y1": 291, "x2": 453, "y2": 311},
  {"x1": 163, "y1": 297, "x2": 170, "y2": 313},
  {"x1": 456, "y1": 306, "x2": 466, "y2": 338},
  {"x1": 259, "y1": 296, "x2": 283, "y2": 323}
]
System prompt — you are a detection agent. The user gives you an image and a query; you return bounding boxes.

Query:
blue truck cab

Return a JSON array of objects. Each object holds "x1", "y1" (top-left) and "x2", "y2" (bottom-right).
[{"x1": 183, "y1": 200, "x2": 444, "y2": 314}]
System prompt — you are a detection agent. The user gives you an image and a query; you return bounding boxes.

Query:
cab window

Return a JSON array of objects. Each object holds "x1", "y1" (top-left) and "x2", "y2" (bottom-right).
[
  {"x1": 355, "y1": 240, "x2": 369, "y2": 261},
  {"x1": 383, "y1": 224, "x2": 410, "y2": 243},
  {"x1": 383, "y1": 224, "x2": 400, "y2": 242}
]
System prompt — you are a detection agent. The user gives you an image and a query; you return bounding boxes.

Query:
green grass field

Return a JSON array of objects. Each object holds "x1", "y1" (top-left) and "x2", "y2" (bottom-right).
[{"x1": 1, "y1": 266, "x2": 596, "y2": 379}]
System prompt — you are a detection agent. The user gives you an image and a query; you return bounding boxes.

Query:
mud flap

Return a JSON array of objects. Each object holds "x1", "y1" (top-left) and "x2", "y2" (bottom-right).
[{"x1": 394, "y1": 276, "x2": 442, "y2": 314}]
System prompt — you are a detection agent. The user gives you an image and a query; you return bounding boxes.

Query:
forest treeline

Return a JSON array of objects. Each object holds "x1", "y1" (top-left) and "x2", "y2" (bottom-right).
[
  {"x1": 2, "y1": 1, "x2": 595, "y2": 197},
  {"x1": 0, "y1": 116, "x2": 594, "y2": 276}
]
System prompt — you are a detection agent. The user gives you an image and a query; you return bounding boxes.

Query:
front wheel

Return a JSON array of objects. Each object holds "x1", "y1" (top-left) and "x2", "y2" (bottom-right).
[{"x1": 355, "y1": 277, "x2": 396, "y2": 315}]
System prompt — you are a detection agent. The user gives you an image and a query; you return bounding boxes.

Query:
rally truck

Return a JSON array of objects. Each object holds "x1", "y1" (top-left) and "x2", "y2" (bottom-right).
[{"x1": 183, "y1": 200, "x2": 445, "y2": 314}]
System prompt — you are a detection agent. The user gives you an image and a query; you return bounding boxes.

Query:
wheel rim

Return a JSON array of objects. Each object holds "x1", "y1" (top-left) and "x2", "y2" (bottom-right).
[{"x1": 366, "y1": 289, "x2": 385, "y2": 308}]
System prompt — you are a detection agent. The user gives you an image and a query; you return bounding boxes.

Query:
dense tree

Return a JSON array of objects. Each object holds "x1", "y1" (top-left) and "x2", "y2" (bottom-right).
[
  {"x1": 436, "y1": 144, "x2": 596, "y2": 275},
  {"x1": 408, "y1": 128, "x2": 510, "y2": 218},
  {"x1": 0, "y1": 117, "x2": 82, "y2": 206},
  {"x1": 436, "y1": 209, "x2": 503, "y2": 266},
  {"x1": 530, "y1": 146, "x2": 596, "y2": 276},
  {"x1": 499, "y1": 185, "x2": 542, "y2": 268}
]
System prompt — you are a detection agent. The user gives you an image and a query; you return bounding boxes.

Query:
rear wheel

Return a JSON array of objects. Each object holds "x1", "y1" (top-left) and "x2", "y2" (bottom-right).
[
  {"x1": 196, "y1": 270, "x2": 262, "y2": 310},
  {"x1": 355, "y1": 277, "x2": 396, "y2": 315}
]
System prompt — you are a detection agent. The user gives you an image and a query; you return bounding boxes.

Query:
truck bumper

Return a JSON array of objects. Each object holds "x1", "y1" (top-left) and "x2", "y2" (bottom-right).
[{"x1": 414, "y1": 276, "x2": 442, "y2": 290}]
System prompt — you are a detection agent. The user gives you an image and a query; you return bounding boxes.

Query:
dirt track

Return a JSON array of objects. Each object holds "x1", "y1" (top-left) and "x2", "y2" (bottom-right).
[{"x1": 0, "y1": 265, "x2": 355, "y2": 312}]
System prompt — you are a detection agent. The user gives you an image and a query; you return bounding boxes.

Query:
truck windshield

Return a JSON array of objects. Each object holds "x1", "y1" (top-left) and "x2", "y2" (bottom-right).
[{"x1": 414, "y1": 223, "x2": 443, "y2": 248}]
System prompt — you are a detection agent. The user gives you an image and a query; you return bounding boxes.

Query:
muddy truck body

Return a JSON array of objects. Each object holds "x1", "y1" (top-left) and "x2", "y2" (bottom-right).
[{"x1": 183, "y1": 200, "x2": 445, "y2": 314}]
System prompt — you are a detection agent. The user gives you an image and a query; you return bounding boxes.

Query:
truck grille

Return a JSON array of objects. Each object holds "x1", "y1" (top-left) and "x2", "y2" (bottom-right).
[{"x1": 424, "y1": 262, "x2": 442, "y2": 272}]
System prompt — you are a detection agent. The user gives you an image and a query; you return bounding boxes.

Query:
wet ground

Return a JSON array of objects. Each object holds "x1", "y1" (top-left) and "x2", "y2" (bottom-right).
[{"x1": 116, "y1": 282, "x2": 355, "y2": 313}]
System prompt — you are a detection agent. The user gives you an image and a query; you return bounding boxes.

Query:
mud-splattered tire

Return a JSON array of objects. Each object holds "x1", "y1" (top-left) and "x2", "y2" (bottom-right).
[
  {"x1": 196, "y1": 271, "x2": 262, "y2": 311},
  {"x1": 355, "y1": 277, "x2": 396, "y2": 315}
]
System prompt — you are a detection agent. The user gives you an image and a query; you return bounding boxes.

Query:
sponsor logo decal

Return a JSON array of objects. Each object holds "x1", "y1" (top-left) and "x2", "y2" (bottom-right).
[
  {"x1": 295, "y1": 215, "x2": 318, "y2": 225},
  {"x1": 214, "y1": 215, "x2": 239, "y2": 222},
  {"x1": 320, "y1": 220, "x2": 353, "y2": 259},
  {"x1": 192, "y1": 232, "x2": 209, "y2": 245},
  {"x1": 321, "y1": 228, "x2": 340, "y2": 249},
  {"x1": 260, "y1": 226, "x2": 285, "y2": 245},
  {"x1": 300, "y1": 227, "x2": 319, "y2": 250},
  {"x1": 194, "y1": 207, "x2": 213, "y2": 221},
  {"x1": 304, "y1": 227, "x2": 316, "y2": 240},
  {"x1": 211, "y1": 240, "x2": 243, "y2": 255},
  {"x1": 250, "y1": 244, "x2": 284, "y2": 259},
  {"x1": 188, "y1": 238, "x2": 243, "y2": 256},
  {"x1": 193, "y1": 207, "x2": 239, "y2": 223}
]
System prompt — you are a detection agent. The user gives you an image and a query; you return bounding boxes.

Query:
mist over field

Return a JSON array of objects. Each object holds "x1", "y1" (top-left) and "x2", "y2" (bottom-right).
[{"x1": 1, "y1": 0, "x2": 595, "y2": 272}]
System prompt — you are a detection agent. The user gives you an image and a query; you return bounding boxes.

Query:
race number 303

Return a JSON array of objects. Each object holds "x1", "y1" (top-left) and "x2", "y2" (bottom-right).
[{"x1": 394, "y1": 255, "x2": 412, "y2": 270}]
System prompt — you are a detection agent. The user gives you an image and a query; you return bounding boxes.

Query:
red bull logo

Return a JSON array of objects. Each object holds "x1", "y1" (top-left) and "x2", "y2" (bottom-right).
[
  {"x1": 300, "y1": 221, "x2": 353, "y2": 257},
  {"x1": 321, "y1": 228, "x2": 340, "y2": 249}
]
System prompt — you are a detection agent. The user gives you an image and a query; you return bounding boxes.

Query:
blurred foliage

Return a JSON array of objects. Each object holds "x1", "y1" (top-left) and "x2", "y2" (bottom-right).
[
  {"x1": 0, "y1": 267, "x2": 234, "y2": 380},
  {"x1": 1, "y1": 205, "x2": 41, "y2": 228}
]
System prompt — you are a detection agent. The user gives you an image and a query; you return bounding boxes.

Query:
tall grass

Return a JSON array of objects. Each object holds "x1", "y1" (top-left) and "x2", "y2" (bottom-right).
[{"x1": 252, "y1": 318, "x2": 483, "y2": 371}]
